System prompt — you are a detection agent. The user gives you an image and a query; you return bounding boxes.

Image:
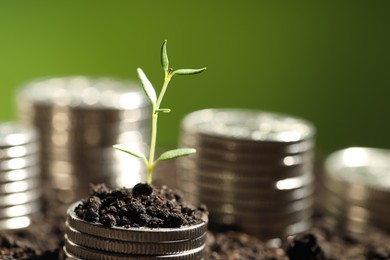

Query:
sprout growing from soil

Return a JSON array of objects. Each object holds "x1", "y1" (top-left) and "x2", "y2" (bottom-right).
[{"x1": 113, "y1": 40, "x2": 206, "y2": 185}]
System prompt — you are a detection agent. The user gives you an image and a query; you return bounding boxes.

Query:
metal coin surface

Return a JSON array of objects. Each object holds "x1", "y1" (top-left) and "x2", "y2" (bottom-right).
[
  {"x1": 0, "y1": 215, "x2": 34, "y2": 230},
  {"x1": 66, "y1": 223, "x2": 207, "y2": 255},
  {"x1": 240, "y1": 218, "x2": 312, "y2": 238},
  {"x1": 181, "y1": 109, "x2": 315, "y2": 143},
  {"x1": 64, "y1": 238, "x2": 205, "y2": 260},
  {"x1": 67, "y1": 203, "x2": 208, "y2": 243},
  {"x1": 194, "y1": 196, "x2": 314, "y2": 214},
  {"x1": 208, "y1": 207, "x2": 313, "y2": 226},
  {"x1": 0, "y1": 189, "x2": 41, "y2": 206},
  {"x1": 63, "y1": 247, "x2": 81, "y2": 260},
  {"x1": 325, "y1": 147, "x2": 390, "y2": 194},
  {"x1": 177, "y1": 161, "x2": 312, "y2": 180},
  {"x1": 322, "y1": 193, "x2": 390, "y2": 225},
  {"x1": 0, "y1": 122, "x2": 38, "y2": 148},
  {"x1": 182, "y1": 179, "x2": 314, "y2": 199},
  {"x1": 0, "y1": 178, "x2": 40, "y2": 194},
  {"x1": 0, "y1": 167, "x2": 40, "y2": 182},
  {"x1": 177, "y1": 156, "x2": 313, "y2": 173},
  {"x1": 0, "y1": 200, "x2": 41, "y2": 219},
  {"x1": 180, "y1": 134, "x2": 315, "y2": 155},
  {"x1": 17, "y1": 76, "x2": 149, "y2": 110},
  {"x1": 0, "y1": 143, "x2": 40, "y2": 160},
  {"x1": 178, "y1": 144, "x2": 314, "y2": 166},
  {"x1": 0, "y1": 154, "x2": 40, "y2": 171},
  {"x1": 23, "y1": 104, "x2": 152, "y2": 124},
  {"x1": 179, "y1": 172, "x2": 313, "y2": 194}
]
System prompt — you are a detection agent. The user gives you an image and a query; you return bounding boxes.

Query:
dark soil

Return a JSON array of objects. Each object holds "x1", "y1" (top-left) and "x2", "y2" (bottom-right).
[
  {"x1": 74, "y1": 183, "x2": 208, "y2": 228},
  {"x1": 0, "y1": 163, "x2": 390, "y2": 259}
]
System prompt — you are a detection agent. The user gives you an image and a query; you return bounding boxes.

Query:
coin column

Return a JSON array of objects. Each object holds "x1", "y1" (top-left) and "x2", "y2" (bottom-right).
[
  {"x1": 323, "y1": 147, "x2": 390, "y2": 234},
  {"x1": 0, "y1": 122, "x2": 42, "y2": 230},
  {"x1": 63, "y1": 203, "x2": 208, "y2": 259},
  {"x1": 177, "y1": 108, "x2": 316, "y2": 240},
  {"x1": 17, "y1": 77, "x2": 151, "y2": 203}
]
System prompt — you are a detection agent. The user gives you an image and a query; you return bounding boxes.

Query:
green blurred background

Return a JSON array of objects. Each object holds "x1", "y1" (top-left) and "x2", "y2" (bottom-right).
[{"x1": 0, "y1": 1, "x2": 389, "y2": 156}]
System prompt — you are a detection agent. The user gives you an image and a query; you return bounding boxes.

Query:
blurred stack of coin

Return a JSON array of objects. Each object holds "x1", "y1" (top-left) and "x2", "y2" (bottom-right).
[
  {"x1": 177, "y1": 108, "x2": 316, "y2": 239},
  {"x1": 0, "y1": 122, "x2": 42, "y2": 230},
  {"x1": 323, "y1": 147, "x2": 390, "y2": 234},
  {"x1": 64, "y1": 203, "x2": 208, "y2": 259},
  {"x1": 17, "y1": 76, "x2": 151, "y2": 203}
]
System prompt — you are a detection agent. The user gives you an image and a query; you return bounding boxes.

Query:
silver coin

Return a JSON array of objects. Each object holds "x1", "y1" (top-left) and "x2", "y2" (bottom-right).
[
  {"x1": 0, "y1": 215, "x2": 34, "y2": 230},
  {"x1": 24, "y1": 103, "x2": 152, "y2": 122},
  {"x1": 67, "y1": 202, "x2": 208, "y2": 243},
  {"x1": 194, "y1": 196, "x2": 314, "y2": 214},
  {"x1": 66, "y1": 223, "x2": 207, "y2": 255},
  {"x1": 323, "y1": 146, "x2": 390, "y2": 231},
  {"x1": 208, "y1": 206, "x2": 313, "y2": 226},
  {"x1": 0, "y1": 166, "x2": 40, "y2": 182},
  {"x1": 43, "y1": 157, "x2": 145, "y2": 176},
  {"x1": 177, "y1": 156, "x2": 313, "y2": 173},
  {"x1": 38, "y1": 129, "x2": 147, "y2": 149},
  {"x1": 0, "y1": 189, "x2": 41, "y2": 206},
  {"x1": 0, "y1": 200, "x2": 41, "y2": 219},
  {"x1": 321, "y1": 186, "x2": 390, "y2": 215},
  {"x1": 0, "y1": 178, "x2": 40, "y2": 194},
  {"x1": 322, "y1": 192, "x2": 390, "y2": 224},
  {"x1": 63, "y1": 246, "x2": 81, "y2": 260},
  {"x1": 41, "y1": 142, "x2": 148, "y2": 163},
  {"x1": 325, "y1": 147, "x2": 390, "y2": 193},
  {"x1": 181, "y1": 109, "x2": 315, "y2": 143},
  {"x1": 177, "y1": 160, "x2": 313, "y2": 181},
  {"x1": 17, "y1": 76, "x2": 149, "y2": 110},
  {"x1": 321, "y1": 205, "x2": 376, "y2": 234},
  {"x1": 34, "y1": 117, "x2": 151, "y2": 134},
  {"x1": 179, "y1": 172, "x2": 313, "y2": 194},
  {"x1": 64, "y1": 238, "x2": 205, "y2": 260},
  {"x1": 239, "y1": 218, "x2": 312, "y2": 239},
  {"x1": 0, "y1": 122, "x2": 38, "y2": 148},
  {"x1": 176, "y1": 164, "x2": 312, "y2": 184},
  {"x1": 0, "y1": 143, "x2": 40, "y2": 160},
  {"x1": 180, "y1": 134, "x2": 315, "y2": 155},
  {"x1": 180, "y1": 183, "x2": 314, "y2": 203},
  {"x1": 0, "y1": 154, "x2": 40, "y2": 171},
  {"x1": 178, "y1": 142, "x2": 314, "y2": 163},
  {"x1": 182, "y1": 149, "x2": 315, "y2": 168}
]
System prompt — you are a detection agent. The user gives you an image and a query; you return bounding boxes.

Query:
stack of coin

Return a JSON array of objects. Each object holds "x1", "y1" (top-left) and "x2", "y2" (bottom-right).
[
  {"x1": 323, "y1": 147, "x2": 390, "y2": 234},
  {"x1": 0, "y1": 122, "x2": 42, "y2": 230},
  {"x1": 17, "y1": 77, "x2": 151, "y2": 202},
  {"x1": 177, "y1": 108, "x2": 316, "y2": 239},
  {"x1": 64, "y1": 203, "x2": 208, "y2": 259}
]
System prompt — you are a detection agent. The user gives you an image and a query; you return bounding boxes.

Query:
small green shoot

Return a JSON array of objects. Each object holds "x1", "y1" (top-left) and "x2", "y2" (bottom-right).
[{"x1": 113, "y1": 40, "x2": 206, "y2": 185}]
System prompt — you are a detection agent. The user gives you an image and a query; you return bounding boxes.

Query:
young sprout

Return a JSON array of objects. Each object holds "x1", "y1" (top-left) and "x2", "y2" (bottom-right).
[{"x1": 113, "y1": 40, "x2": 206, "y2": 185}]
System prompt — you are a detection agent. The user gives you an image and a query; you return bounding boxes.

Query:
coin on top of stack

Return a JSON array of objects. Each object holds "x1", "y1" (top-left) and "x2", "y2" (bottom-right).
[
  {"x1": 177, "y1": 108, "x2": 316, "y2": 239},
  {"x1": 63, "y1": 202, "x2": 207, "y2": 259},
  {"x1": 323, "y1": 147, "x2": 390, "y2": 234},
  {"x1": 17, "y1": 77, "x2": 151, "y2": 203},
  {"x1": 0, "y1": 122, "x2": 42, "y2": 230}
]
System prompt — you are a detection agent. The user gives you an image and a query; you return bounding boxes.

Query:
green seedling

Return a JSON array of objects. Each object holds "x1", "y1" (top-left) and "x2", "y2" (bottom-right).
[{"x1": 113, "y1": 40, "x2": 206, "y2": 185}]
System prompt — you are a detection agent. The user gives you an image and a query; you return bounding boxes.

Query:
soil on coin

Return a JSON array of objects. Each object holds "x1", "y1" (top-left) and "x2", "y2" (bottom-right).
[{"x1": 75, "y1": 183, "x2": 208, "y2": 228}]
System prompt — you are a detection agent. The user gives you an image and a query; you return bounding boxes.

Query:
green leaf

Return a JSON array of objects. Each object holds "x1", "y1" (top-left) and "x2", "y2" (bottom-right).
[
  {"x1": 161, "y1": 40, "x2": 169, "y2": 71},
  {"x1": 172, "y1": 68, "x2": 207, "y2": 76},
  {"x1": 137, "y1": 68, "x2": 157, "y2": 105},
  {"x1": 156, "y1": 148, "x2": 196, "y2": 162},
  {"x1": 113, "y1": 144, "x2": 148, "y2": 165},
  {"x1": 156, "y1": 108, "x2": 171, "y2": 113}
]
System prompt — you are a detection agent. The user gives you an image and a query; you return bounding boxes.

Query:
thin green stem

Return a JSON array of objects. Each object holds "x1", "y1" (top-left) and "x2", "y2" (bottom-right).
[
  {"x1": 146, "y1": 71, "x2": 171, "y2": 185},
  {"x1": 157, "y1": 72, "x2": 171, "y2": 108},
  {"x1": 146, "y1": 111, "x2": 157, "y2": 184}
]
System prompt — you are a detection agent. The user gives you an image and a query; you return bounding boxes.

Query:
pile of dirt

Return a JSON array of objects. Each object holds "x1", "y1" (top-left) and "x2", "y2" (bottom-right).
[{"x1": 75, "y1": 183, "x2": 207, "y2": 228}]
